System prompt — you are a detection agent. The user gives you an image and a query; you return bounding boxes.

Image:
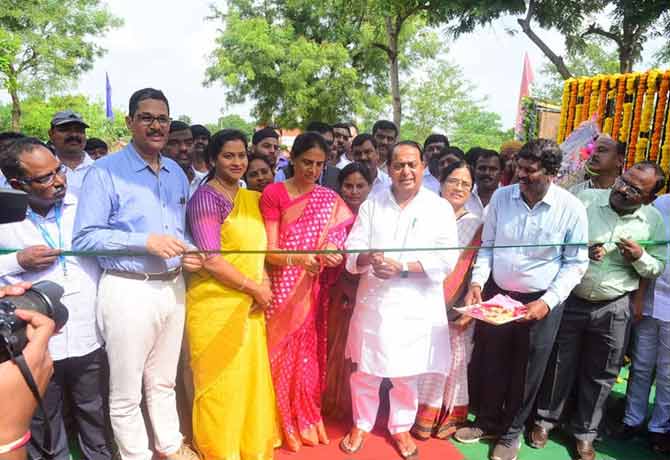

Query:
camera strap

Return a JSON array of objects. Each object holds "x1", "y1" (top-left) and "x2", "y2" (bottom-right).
[{"x1": 3, "y1": 344, "x2": 54, "y2": 459}]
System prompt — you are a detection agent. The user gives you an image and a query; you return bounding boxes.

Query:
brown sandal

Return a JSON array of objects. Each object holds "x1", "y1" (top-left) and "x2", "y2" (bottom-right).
[{"x1": 339, "y1": 431, "x2": 365, "y2": 454}]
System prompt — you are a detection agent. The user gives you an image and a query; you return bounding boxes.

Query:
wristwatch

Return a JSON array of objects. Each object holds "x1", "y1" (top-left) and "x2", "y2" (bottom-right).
[{"x1": 400, "y1": 261, "x2": 409, "y2": 278}]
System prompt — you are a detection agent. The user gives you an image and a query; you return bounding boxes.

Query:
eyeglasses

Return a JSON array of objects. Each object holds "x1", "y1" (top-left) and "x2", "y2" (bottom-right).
[
  {"x1": 20, "y1": 164, "x2": 67, "y2": 186},
  {"x1": 444, "y1": 177, "x2": 472, "y2": 190},
  {"x1": 614, "y1": 176, "x2": 643, "y2": 199},
  {"x1": 135, "y1": 114, "x2": 171, "y2": 127}
]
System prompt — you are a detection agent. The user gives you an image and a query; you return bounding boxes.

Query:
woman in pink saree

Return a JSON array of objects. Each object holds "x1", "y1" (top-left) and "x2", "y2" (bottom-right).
[{"x1": 260, "y1": 132, "x2": 354, "y2": 452}]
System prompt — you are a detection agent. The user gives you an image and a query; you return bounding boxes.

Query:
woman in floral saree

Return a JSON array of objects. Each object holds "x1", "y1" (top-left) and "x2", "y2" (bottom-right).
[{"x1": 260, "y1": 132, "x2": 354, "y2": 452}]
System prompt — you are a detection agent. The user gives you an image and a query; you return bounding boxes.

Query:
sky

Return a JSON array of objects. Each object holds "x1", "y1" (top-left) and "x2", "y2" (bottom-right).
[{"x1": 2, "y1": 0, "x2": 667, "y2": 130}]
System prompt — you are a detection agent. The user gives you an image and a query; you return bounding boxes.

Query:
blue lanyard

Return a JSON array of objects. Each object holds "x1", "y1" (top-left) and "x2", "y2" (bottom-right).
[{"x1": 26, "y1": 203, "x2": 67, "y2": 276}]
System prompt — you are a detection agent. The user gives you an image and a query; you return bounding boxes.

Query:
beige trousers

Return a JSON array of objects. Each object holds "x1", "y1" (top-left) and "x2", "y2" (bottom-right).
[{"x1": 97, "y1": 273, "x2": 185, "y2": 460}]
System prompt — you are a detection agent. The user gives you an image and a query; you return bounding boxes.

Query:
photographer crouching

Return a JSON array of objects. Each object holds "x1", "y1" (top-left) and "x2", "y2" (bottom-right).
[
  {"x1": 0, "y1": 283, "x2": 55, "y2": 460},
  {"x1": 0, "y1": 138, "x2": 112, "y2": 460}
]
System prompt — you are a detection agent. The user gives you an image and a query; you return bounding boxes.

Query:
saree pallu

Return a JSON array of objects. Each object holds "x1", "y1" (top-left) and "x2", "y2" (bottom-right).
[
  {"x1": 322, "y1": 265, "x2": 358, "y2": 420},
  {"x1": 261, "y1": 185, "x2": 353, "y2": 444},
  {"x1": 186, "y1": 190, "x2": 280, "y2": 460},
  {"x1": 413, "y1": 224, "x2": 482, "y2": 439}
]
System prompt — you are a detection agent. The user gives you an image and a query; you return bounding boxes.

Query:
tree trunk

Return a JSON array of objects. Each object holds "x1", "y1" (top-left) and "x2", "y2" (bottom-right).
[
  {"x1": 9, "y1": 85, "x2": 21, "y2": 132},
  {"x1": 386, "y1": 16, "x2": 401, "y2": 129},
  {"x1": 619, "y1": 46, "x2": 633, "y2": 74},
  {"x1": 517, "y1": 16, "x2": 572, "y2": 80}
]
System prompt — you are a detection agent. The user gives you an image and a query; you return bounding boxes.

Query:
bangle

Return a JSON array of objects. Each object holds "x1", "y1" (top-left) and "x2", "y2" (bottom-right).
[
  {"x1": 287, "y1": 254, "x2": 292, "y2": 265},
  {"x1": 238, "y1": 278, "x2": 248, "y2": 292},
  {"x1": 0, "y1": 431, "x2": 31, "y2": 454}
]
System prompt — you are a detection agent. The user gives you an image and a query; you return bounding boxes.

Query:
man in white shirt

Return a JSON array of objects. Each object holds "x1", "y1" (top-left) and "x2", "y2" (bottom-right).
[
  {"x1": 465, "y1": 148, "x2": 502, "y2": 219},
  {"x1": 454, "y1": 139, "x2": 589, "y2": 460},
  {"x1": 48, "y1": 110, "x2": 95, "y2": 198},
  {"x1": 351, "y1": 133, "x2": 391, "y2": 197},
  {"x1": 615, "y1": 192, "x2": 670, "y2": 452},
  {"x1": 334, "y1": 123, "x2": 353, "y2": 169},
  {"x1": 189, "y1": 124, "x2": 211, "y2": 196},
  {"x1": 372, "y1": 120, "x2": 398, "y2": 174},
  {"x1": 341, "y1": 141, "x2": 458, "y2": 459},
  {"x1": 0, "y1": 137, "x2": 111, "y2": 460},
  {"x1": 422, "y1": 134, "x2": 449, "y2": 194}
]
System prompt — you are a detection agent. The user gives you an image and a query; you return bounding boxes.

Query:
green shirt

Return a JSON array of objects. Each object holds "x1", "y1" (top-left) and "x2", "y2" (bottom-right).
[{"x1": 573, "y1": 189, "x2": 666, "y2": 301}]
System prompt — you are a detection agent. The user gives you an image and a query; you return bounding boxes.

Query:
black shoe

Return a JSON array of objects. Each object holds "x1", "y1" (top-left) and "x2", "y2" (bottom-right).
[
  {"x1": 609, "y1": 423, "x2": 643, "y2": 440},
  {"x1": 650, "y1": 432, "x2": 670, "y2": 454}
]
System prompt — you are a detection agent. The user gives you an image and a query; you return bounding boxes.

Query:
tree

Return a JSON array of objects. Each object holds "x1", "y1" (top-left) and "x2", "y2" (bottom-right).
[
  {"x1": 206, "y1": 0, "x2": 517, "y2": 130},
  {"x1": 205, "y1": 5, "x2": 368, "y2": 128},
  {"x1": 0, "y1": 94, "x2": 129, "y2": 144},
  {"x1": 401, "y1": 54, "x2": 510, "y2": 151},
  {"x1": 206, "y1": 114, "x2": 255, "y2": 138},
  {"x1": 450, "y1": 0, "x2": 670, "y2": 78},
  {"x1": 0, "y1": 0, "x2": 122, "y2": 130},
  {"x1": 177, "y1": 115, "x2": 192, "y2": 125},
  {"x1": 579, "y1": 0, "x2": 670, "y2": 73},
  {"x1": 534, "y1": 36, "x2": 620, "y2": 103}
]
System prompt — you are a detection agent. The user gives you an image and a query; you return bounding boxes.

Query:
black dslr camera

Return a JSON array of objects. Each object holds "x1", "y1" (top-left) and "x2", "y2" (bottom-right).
[
  {"x1": 0, "y1": 189, "x2": 69, "y2": 362},
  {"x1": 0, "y1": 281, "x2": 68, "y2": 363}
]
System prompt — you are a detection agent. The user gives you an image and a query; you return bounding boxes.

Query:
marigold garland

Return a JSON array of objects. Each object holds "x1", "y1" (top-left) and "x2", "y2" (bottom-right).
[
  {"x1": 597, "y1": 76, "x2": 608, "y2": 129},
  {"x1": 662, "y1": 79, "x2": 670, "y2": 176},
  {"x1": 574, "y1": 79, "x2": 585, "y2": 129},
  {"x1": 582, "y1": 77, "x2": 593, "y2": 121},
  {"x1": 611, "y1": 76, "x2": 626, "y2": 138},
  {"x1": 627, "y1": 72, "x2": 647, "y2": 168},
  {"x1": 557, "y1": 80, "x2": 571, "y2": 142},
  {"x1": 588, "y1": 78, "x2": 600, "y2": 119},
  {"x1": 650, "y1": 71, "x2": 670, "y2": 161},
  {"x1": 557, "y1": 68, "x2": 670, "y2": 179},
  {"x1": 565, "y1": 80, "x2": 578, "y2": 138}
]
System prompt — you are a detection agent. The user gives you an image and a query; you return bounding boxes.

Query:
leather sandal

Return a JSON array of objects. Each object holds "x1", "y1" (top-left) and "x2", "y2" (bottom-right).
[{"x1": 339, "y1": 431, "x2": 365, "y2": 454}]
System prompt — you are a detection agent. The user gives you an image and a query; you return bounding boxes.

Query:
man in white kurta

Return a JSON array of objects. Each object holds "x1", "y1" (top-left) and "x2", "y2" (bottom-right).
[{"x1": 341, "y1": 141, "x2": 458, "y2": 458}]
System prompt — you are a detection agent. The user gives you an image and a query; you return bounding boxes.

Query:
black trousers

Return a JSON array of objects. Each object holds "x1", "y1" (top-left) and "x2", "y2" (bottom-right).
[
  {"x1": 469, "y1": 282, "x2": 564, "y2": 441},
  {"x1": 534, "y1": 293, "x2": 630, "y2": 442},
  {"x1": 28, "y1": 348, "x2": 112, "y2": 460}
]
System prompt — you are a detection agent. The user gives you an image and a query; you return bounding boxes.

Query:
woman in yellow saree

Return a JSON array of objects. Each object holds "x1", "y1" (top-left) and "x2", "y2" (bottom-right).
[{"x1": 186, "y1": 129, "x2": 281, "y2": 460}]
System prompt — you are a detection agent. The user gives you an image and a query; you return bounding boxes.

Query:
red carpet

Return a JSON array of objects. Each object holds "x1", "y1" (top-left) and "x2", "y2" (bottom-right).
[{"x1": 275, "y1": 417, "x2": 464, "y2": 460}]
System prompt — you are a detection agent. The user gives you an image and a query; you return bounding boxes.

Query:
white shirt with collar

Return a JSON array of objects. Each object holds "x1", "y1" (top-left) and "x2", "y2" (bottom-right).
[
  {"x1": 62, "y1": 151, "x2": 95, "y2": 198},
  {"x1": 345, "y1": 187, "x2": 458, "y2": 377},
  {"x1": 189, "y1": 167, "x2": 209, "y2": 198},
  {"x1": 369, "y1": 168, "x2": 392, "y2": 197},
  {"x1": 646, "y1": 194, "x2": 670, "y2": 321},
  {"x1": 0, "y1": 193, "x2": 102, "y2": 361},
  {"x1": 471, "y1": 183, "x2": 590, "y2": 309},
  {"x1": 422, "y1": 169, "x2": 441, "y2": 194},
  {"x1": 465, "y1": 185, "x2": 491, "y2": 219},
  {"x1": 336, "y1": 155, "x2": 352, "y2": 169}
]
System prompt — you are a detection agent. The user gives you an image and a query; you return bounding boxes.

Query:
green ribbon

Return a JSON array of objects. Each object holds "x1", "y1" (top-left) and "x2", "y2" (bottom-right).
[{"x1": 0, "y1": 240, "x2": 667, "y2": 257}]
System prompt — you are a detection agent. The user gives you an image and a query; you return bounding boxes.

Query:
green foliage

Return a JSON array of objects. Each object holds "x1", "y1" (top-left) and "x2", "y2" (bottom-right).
[
  {"x1": 534, "y1": 37, "x2": 620, "y2": 104},
  {"x1": 0, "y1": 0, "x2": 122, "y2": 127},
  {"x1": 518, "y1": 96, "x2": 538, "y2": 142},
  {"x1": 177, "y1": 115, "x2": 192, "y2": 125},
  {"x1": 400, "y1": 54, "x2": 510, "y2": 151},
  {"x1": 0, "y1": 94, "x2": 129, "y2": 143},
  {"x1": 205, "y1": 114, "x2": 256, "y2": 139},
  {"x1": 205, "y1": 6, "x2": 368, "y2": 128}
]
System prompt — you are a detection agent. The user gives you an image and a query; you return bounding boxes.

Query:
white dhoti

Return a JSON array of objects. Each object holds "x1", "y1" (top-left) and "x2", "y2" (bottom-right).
[
  {"x1": 344, "y1": 188, "x2": 459, "y2": 434},
  {"x1": 351, "y1": 371, "x2": 420, "y2": 434}
]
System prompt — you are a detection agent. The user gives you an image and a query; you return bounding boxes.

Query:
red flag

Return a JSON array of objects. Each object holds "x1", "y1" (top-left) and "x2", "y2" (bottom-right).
[{"x1": 515, "y1": 52, "x2": 535, "y2": 135}]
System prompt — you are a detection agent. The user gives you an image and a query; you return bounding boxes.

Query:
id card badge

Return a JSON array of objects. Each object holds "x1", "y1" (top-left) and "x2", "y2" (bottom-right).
[{"x1": 60, "y1": 272, "x2": 81, "y2": 297}]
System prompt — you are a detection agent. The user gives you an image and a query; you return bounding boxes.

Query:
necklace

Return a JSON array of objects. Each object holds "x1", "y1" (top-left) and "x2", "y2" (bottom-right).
[{"x1": 215, "y1": 176, "x2": 238, "y2": 203}]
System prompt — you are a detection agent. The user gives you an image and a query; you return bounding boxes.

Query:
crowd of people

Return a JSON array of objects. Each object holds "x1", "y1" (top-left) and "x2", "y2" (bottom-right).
[{"x1": 0, "y1": 86, "x2": 669, "y2": 460}]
